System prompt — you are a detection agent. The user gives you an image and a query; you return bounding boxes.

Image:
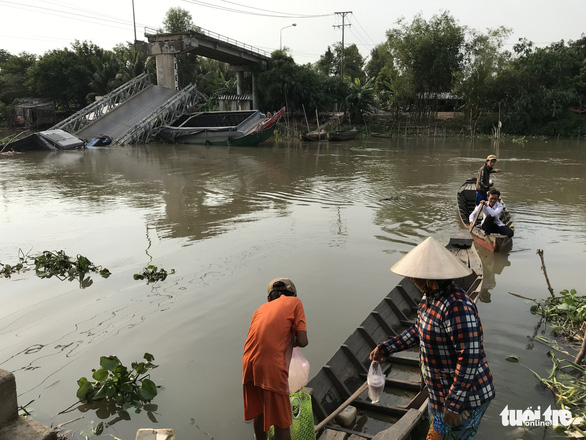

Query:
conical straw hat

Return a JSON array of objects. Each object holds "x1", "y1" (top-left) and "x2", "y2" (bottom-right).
[{"x1": 390, "y1": 237, "x2": 473, "y2": 279}]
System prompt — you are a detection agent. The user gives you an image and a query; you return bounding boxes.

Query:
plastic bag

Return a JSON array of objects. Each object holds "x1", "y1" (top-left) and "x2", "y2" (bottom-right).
[
  {"x1": 288, "y1": 347, "x2": 310, "y2": 393},
  {"x1": 367, "y1": 361, "x2": 385, "y2": 404}
]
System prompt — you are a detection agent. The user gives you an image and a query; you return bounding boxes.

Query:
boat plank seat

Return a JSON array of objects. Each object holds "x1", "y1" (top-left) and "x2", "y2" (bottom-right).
[
  {"x1": 371, "y1": 408, "x2": 425, "y2": 440},
  {"x1": 319, "y1": 426, "x2": 374, "y2": 439}
]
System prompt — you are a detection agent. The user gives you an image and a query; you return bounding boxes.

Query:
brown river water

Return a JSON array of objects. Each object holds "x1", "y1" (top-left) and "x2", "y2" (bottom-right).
[{"x1": 0, "y1": 136, "x2": 585, "y2": 440}]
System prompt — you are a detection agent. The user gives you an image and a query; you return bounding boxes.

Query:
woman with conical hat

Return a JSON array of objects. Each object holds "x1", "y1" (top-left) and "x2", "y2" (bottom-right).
[{"x1": 370, "y1": 237, "x2": 494, "y2": 440}]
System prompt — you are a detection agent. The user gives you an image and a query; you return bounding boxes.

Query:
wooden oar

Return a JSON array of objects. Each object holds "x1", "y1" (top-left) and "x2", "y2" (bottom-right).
[
  {"x1": 314, "y1": 381, "x2": 368, "y2": 432},
  {"x1": 469, "y1": 203, "x2": 483, "y2": 232}
]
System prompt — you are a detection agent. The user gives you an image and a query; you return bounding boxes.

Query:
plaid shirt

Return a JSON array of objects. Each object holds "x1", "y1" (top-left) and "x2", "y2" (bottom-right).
[{"x1": 378, "y1": 283, "x2": 495, "y2": 414}]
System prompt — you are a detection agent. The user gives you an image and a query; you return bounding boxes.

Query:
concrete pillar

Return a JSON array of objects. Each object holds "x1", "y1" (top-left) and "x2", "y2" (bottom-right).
[
  {"x1": 0, "y1": 369, "x2": 18, "y2": 424},
  {"x1": 236, "y1": 71, "x2": 244, "y2": 96},
  {"x1": 156, "y1": 53, "x2": 177, "y2": 90},
  {"x1": 252, "y1": 73, "x2": 258, "y2": 110}
]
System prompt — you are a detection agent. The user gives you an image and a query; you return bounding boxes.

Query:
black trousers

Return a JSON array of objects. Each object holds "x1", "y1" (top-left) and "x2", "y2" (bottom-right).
[{"x1": 482, "y1": 216, "x2": 514, "y2": 237}]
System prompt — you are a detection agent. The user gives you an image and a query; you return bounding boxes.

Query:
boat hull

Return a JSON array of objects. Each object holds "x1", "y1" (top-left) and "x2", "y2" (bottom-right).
[
  {"x1": 159, "y1": 108, "x2": 284, "y2": 147},
  {"x1": 308, "y1": 236, "x2": 483, "y2": 439},
  {"x1": 328, "y1": 128, "x2": 358, "y2": 141},
  {"x1": 457, "y1": 178, "x2": 514, "y2": 252},
  {"x1": 300, "y1": 130, "x2": 327, "y2": 141}
]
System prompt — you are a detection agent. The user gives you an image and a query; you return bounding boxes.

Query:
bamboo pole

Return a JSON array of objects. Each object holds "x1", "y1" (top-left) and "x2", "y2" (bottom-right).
[
  {"x1": 575, "y1": 322, "x2": 586, "y2": 365},
  {"x1": 536, "y1": 249, "x2": 555, "y2": 298},
  {"x1": 314, "y1": 381, "x2": 368, "y2": 432}
]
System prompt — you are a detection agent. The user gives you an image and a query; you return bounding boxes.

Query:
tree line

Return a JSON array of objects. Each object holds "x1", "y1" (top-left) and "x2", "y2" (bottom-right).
[{"x1": 1, "y1": 9, "x2": 585, "y2": 137}]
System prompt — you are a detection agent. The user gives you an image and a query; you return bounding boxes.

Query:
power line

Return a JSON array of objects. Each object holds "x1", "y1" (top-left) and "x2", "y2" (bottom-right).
[
  {"x1": 217, "y1": 0, "x2": 311, "y2": 17},
  {"x1": 182, "y1": 0, "x2": 332, "y2": 19},
  {"x1": 0, "y1": 1, "x2": 138, "y2": 31},
  {"x1": 350, "y1": 13, "x2": 378, "y2": 47}
]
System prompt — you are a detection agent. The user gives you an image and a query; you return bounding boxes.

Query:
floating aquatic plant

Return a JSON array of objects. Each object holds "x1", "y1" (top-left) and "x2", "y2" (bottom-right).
[
  {"x1": 133, "y1": 265, "x2": 175, "y2": 284},
  {"x1": 76, "y1": 353, "x2": 159, "y2": 412}
]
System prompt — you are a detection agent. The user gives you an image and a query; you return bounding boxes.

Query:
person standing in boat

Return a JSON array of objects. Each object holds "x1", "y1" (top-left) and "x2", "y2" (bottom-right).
[
  {"x1": 469, "y1": 189, "x2": 514, "y2": 238},
  {"x1": 475, "y1": 154, "x2": 501, "y2": 204},
  {"x1": 370, "y1": 237, "x2": 495, "y2": 440},
  {"x1": 242, "y1": 278, "x2": 308, "y2": 440}
]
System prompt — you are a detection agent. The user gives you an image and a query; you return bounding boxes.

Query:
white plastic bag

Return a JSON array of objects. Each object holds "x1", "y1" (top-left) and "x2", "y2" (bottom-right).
[
  {"x1": 288, "y1": 347, "x2": 310, "y2": 393},
  {"x1": 367, "y1": 361, "x2": 385, "y2": 404}
]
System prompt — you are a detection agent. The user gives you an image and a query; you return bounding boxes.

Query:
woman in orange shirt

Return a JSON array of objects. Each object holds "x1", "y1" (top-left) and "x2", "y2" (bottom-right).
[{"x1": 243, "y1": 278, "x2": 309, "y2": 440}]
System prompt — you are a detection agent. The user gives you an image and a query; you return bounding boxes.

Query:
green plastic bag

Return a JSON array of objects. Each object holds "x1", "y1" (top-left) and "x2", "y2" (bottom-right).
[{"x1": 269, "y1": 391, "x2": 316, "y2": 440}]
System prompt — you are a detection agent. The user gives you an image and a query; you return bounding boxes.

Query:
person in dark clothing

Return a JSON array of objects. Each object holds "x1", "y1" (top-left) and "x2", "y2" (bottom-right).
[{"x1": 475, "y1": 155, "x2": 501, "y2": 204}]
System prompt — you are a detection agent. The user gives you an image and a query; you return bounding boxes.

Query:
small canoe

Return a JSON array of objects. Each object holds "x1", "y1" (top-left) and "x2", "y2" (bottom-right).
[
  {"x1": 300, "y1": 129, "x2": 327, "y2": 141},
  {"x1": 370, "y1": 132, "x2": 393, "y2": 138},
  {"x1": 457, "y1": 178, "x2": 514, "y2": 252},
  {"x1": 328, "y1": 128, "x2": 358, "y2": 142},
  {"x1": 307, "y1": 235, "x2": 483, "y2": 439}
]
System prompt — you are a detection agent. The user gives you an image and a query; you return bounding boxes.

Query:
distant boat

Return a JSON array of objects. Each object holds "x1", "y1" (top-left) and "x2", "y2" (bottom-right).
[
  {"x1": 457, "y1": 177, "x2": 514, "y2": 252},
  {"x1": 300, "y1": 129, "x2": 327, "y2": 142},
  {"x1": 370, "y1": 132, "x2": 393, "y2": 138},
  {"x1": 158, "y1": 107, "x2": 284, "y2": 146},
  {"x1": 328, "y1": 127, "x2": 358, "y2": 141}
]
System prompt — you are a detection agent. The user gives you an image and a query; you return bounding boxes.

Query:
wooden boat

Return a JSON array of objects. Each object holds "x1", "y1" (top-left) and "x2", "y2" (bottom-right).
[
  {"x1": 457, "y1": 177, "x2": 514, "y2": 252},
  {"x1": 307, "y1": 235, "x2": 483, "y2": 440},
  {"x1": 158, "y1": 107, "x2": 284, "y2": 146},
  {"x1": 370, "y1": 132, "x2": 393, "y2": 139},
  {"x1": 328, "y1": 127, "x2": 358, "y2": 142},
  {"x1": 300, "y1": 129, "x2": 327, "y2": 142}
]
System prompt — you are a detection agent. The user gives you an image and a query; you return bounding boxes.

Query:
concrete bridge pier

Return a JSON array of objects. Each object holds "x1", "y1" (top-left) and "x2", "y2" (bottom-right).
[{"x1": 231, "y1": 66, "x2": 259, "y2": 110}]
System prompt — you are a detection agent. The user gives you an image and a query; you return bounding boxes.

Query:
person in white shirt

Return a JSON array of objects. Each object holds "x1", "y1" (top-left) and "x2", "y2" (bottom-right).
[{"x1": 469, "y1": 189, "x2": 513, "y2": 237}]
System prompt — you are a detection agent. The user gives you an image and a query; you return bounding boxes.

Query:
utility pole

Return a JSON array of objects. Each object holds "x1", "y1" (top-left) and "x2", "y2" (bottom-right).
[{"x1": 333, "y1": 11, "x2": 351, "y2": 79}]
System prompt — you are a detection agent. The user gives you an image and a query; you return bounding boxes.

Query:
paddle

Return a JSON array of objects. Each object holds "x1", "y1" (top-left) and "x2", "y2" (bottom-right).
[
  {"x1": 314, "y1": 381, "x2": 368, "y2": 432},
  {"x1": 469, "y1": 201, "x2": 484, "y2": 232}
]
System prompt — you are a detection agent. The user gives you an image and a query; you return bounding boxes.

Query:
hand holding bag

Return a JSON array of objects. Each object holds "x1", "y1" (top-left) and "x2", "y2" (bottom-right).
[{"x1": 367, "y1": 361, "x2": 385, "y2": 404}]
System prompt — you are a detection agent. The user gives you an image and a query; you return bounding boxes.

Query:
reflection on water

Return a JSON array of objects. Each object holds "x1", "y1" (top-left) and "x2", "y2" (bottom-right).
[
  {"x1": 477, "y1": 249, "x2": 512, "y2": 303},
  {"x1": 0, "y1": 138, "x2": 585, "y2": 440}
]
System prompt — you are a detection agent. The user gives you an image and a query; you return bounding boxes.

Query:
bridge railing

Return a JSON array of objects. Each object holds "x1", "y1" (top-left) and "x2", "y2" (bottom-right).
[
  {"x1": 144, "y1": 27, "x2": 270, "y2": 59},
  {"x1": 51, "y1": 73, "x2": 152, "y2": 134},
  {"x1": 114, "y1": 83, "x2": 198, "y2": 146}
]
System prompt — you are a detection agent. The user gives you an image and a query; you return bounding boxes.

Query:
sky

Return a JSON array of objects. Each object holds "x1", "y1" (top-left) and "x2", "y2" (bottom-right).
[{"x1": 1, "y1": 0, "x2": 585, "y2": 65}]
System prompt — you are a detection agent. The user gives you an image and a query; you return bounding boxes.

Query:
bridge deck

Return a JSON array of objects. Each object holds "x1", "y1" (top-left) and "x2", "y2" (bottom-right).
[{"x1": 75, "y1": 85, "x2": 178, "y2": 141}]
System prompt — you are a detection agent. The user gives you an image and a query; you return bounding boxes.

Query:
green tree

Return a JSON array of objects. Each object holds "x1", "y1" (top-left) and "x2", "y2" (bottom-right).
[
  {"x1": 455, "y1": 26, "x2": 511, "y2": 134},
  {"x1": 492, "y1": 39, "x2": 585, "y2": 135},
  {"x1": 257, "y1": 51, "x2": 346, "y2": 113},
  {"x1": 0, "y1": 51, "x2": 37, "y2": 103},
  {"x1": 316, "y1": 43, "x2": 365, "y2": 83},
  {"x1": 29, "y1": 41, "x2": 103, "y2": 109},
  {"x1": 316, "y1": 47, "x2": 336, "y2": 76},
  {"x1": 365, "y1": 43, "x2": 397, "y2": 111},
  {"x1": 386, "y1": 12, "x2": 466, "y2": 115},
  {"x1": 196, "y1": 58, "x2": 236, "y2": 111},
  {"x1": 162, "y1": 7, "x2": 196, "y2": 33},
  {"x1": 112, "y1": 43, "x2": 154, "y2": 86}
]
